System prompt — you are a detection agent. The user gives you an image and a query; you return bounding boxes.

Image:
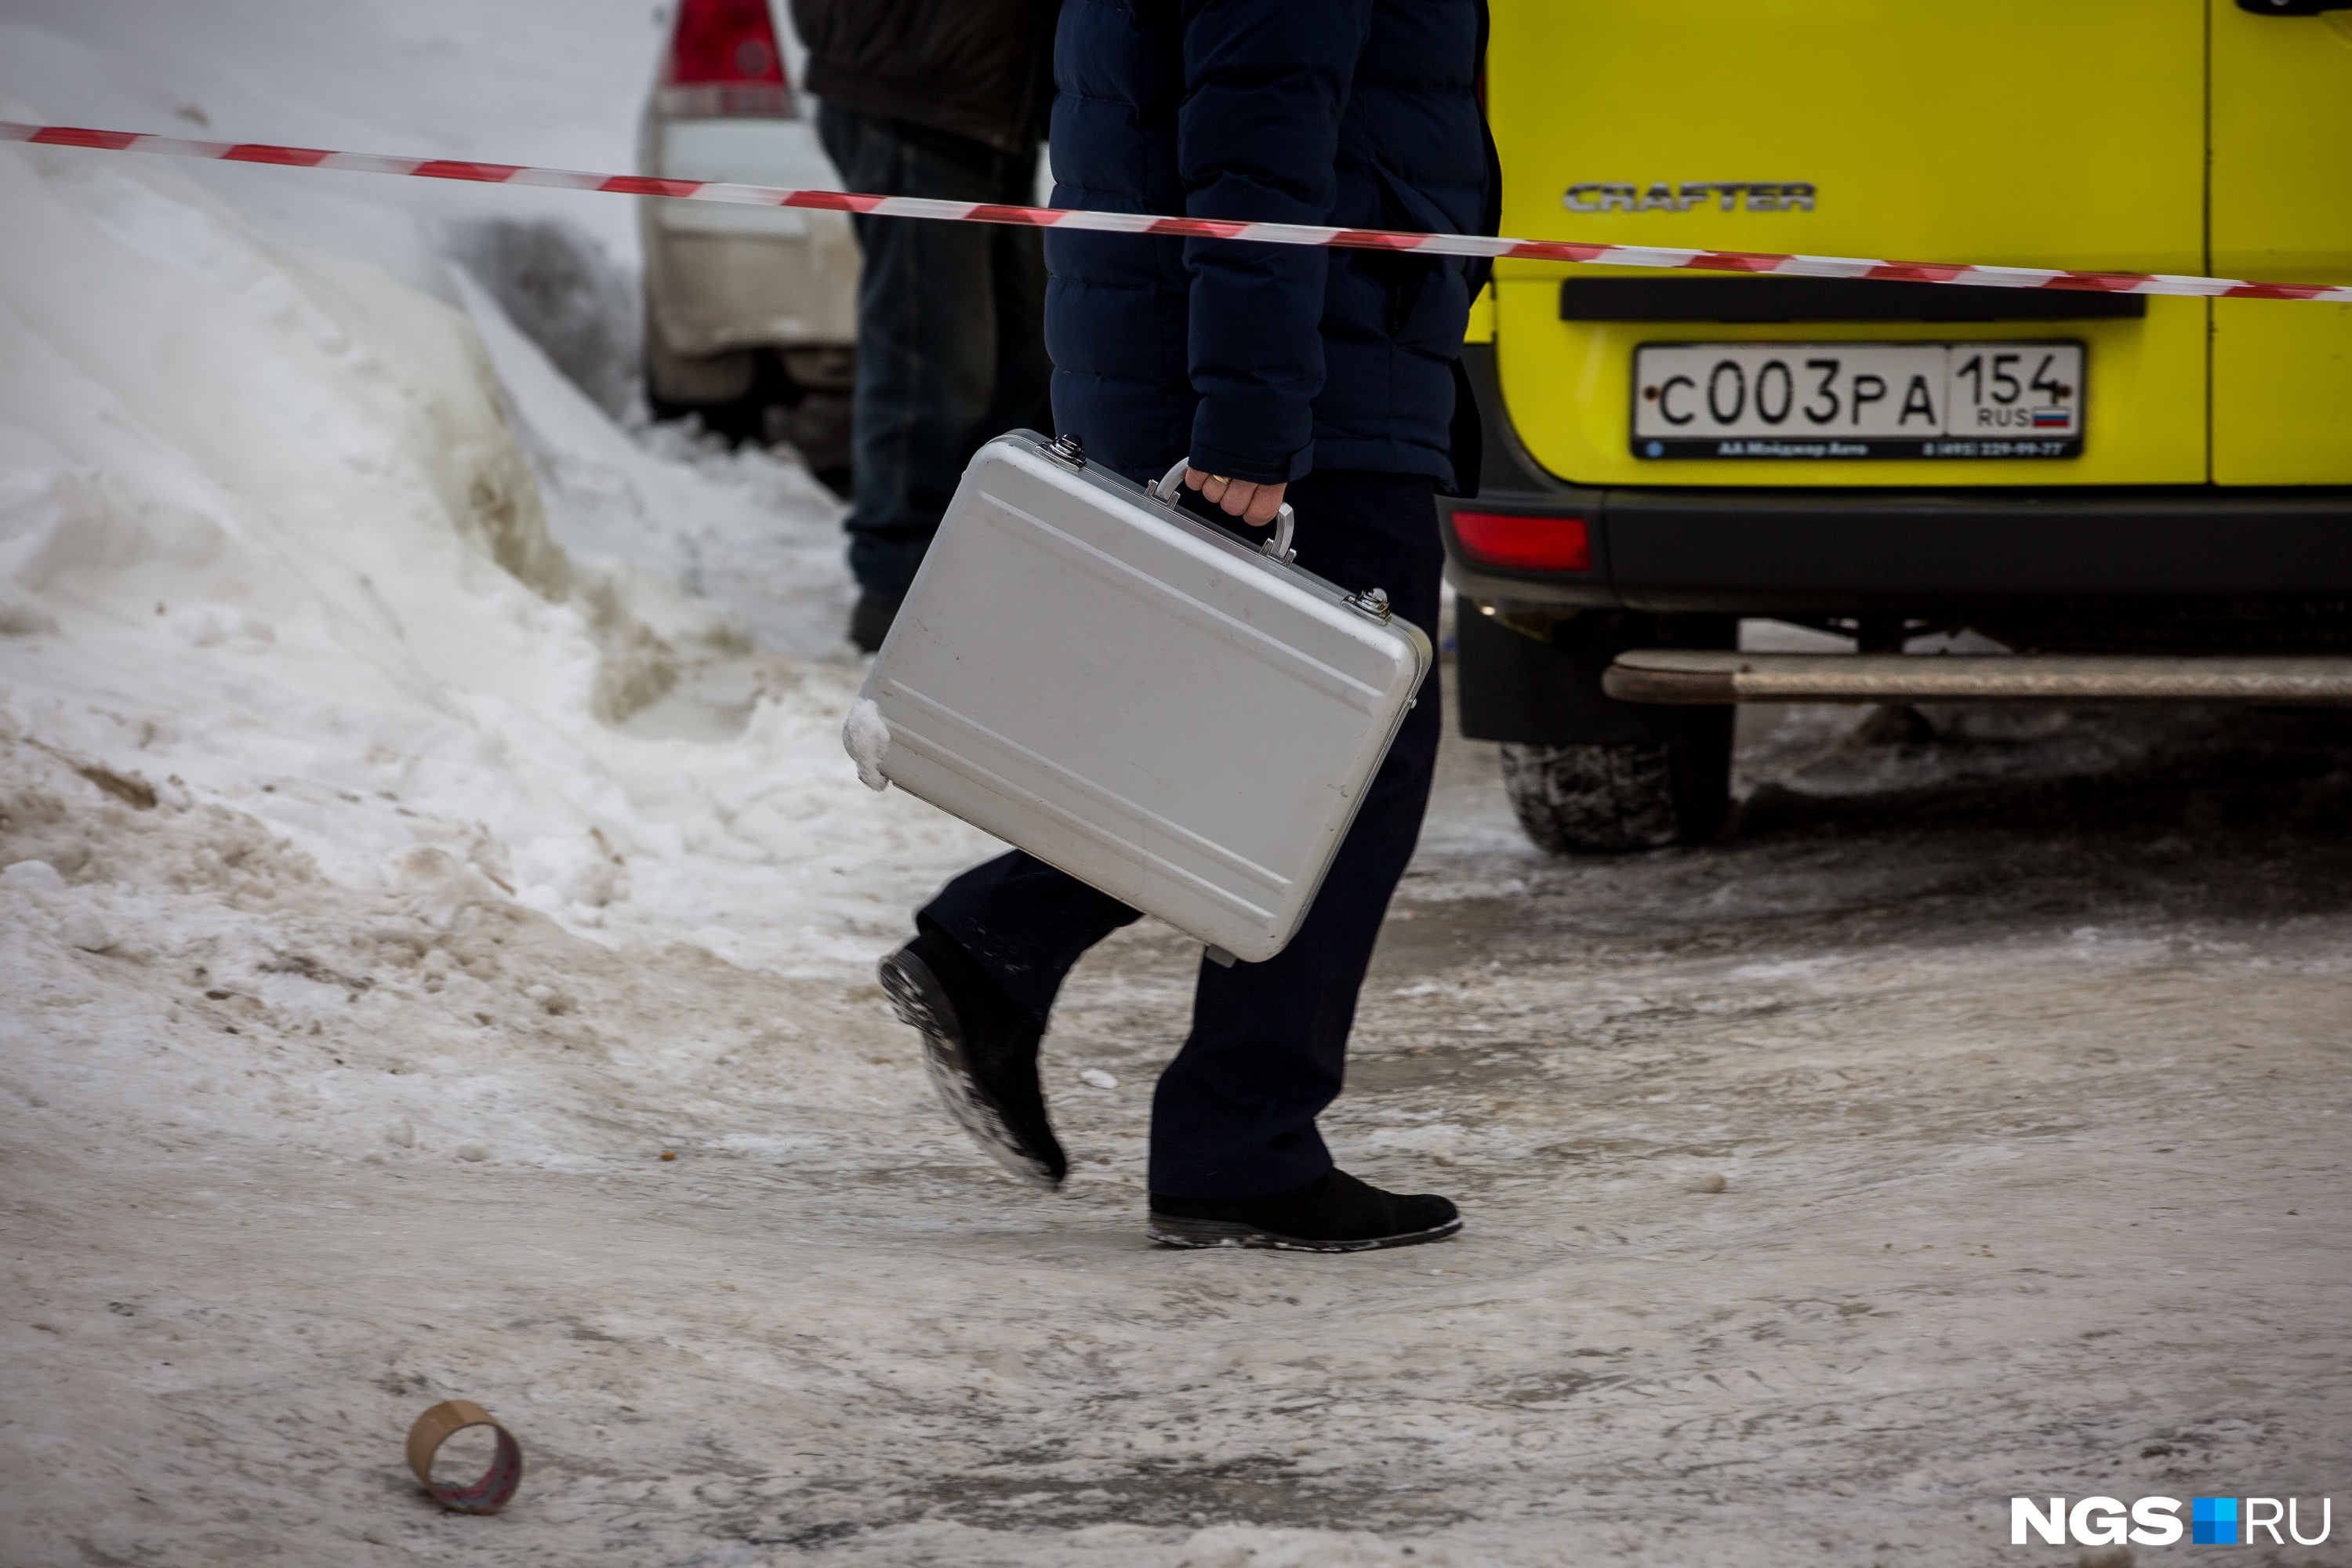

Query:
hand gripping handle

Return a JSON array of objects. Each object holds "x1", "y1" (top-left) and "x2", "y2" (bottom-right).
[{"x1": 1152, "y1": 457, "x2": 1295, "y2": 564}]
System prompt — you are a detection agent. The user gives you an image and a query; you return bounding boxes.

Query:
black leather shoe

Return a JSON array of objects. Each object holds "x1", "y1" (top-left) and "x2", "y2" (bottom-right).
[
  {"x1": 878, "y1": 931, "x2": 1065, "y2": 1190},
  {"x1": 848, "y1": 590, "x2": 901, "y2": 653},
  {"x1": 1148, "y1": 1168, "x2": 1461, "y2": 1252}
]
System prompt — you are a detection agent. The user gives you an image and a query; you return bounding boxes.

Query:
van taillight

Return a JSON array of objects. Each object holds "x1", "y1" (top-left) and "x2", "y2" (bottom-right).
[
  {"x1": 1451, "y1": 511, "x2": 1592, "y2": 572},
  {"x1": 660, "y1": 0, "x2": 796, "y2": 118}
]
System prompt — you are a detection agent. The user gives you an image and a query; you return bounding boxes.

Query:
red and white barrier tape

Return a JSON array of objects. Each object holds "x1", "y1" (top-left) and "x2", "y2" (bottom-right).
[{"x1": 8, "y1": 122, "x2": 2348, "y2": 305}]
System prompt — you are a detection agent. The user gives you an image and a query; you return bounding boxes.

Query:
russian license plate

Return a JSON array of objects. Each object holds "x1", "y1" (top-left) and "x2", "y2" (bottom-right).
[{"x1": 1632, "y1": 341, "x2": 2085, "y2": 459}]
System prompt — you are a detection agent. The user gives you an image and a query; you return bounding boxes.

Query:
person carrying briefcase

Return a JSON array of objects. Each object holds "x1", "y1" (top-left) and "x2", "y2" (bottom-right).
[{"x1": 878, "y1": 0, "x2": 1500, "y2": 1252}]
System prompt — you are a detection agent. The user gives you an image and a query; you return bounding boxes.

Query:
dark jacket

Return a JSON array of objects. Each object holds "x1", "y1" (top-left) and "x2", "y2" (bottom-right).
[
  {"x1": 1044, "y1": 0, "x2": 1497, "y2": 489},
  {"x1": 791, "y1": 0, "x2": 1062, "y2": 152}
]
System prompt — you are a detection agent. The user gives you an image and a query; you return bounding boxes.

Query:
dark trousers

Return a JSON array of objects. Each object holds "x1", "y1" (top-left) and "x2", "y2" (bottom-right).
[
  {"x1": 920, "y1": 470, "x2": 1444, "y2": 1199},
  {"x1": 818, "y1": 105, "x2": 1054, "y2": 602}
]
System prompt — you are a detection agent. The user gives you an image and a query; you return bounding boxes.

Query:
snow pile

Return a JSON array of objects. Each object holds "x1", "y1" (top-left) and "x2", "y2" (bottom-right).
[
  {"x1": 0, "y1": 734, "x2": 952, "y2": 1169},
  {"x1": 456, "y1": 260, "x2": 858, "y2": 657},
  {"x1": 0, "y1": 28, "x2": 999, "y2": 1167}
]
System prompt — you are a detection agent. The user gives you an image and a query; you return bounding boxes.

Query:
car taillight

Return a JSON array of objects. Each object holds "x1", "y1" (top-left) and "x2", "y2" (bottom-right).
[
  {"x1": 1451, "y1": 511, "x2": 1592, "y2": 572},
  {"x1": 659, "y1": 0, "x2": 796, "y2": 118}
]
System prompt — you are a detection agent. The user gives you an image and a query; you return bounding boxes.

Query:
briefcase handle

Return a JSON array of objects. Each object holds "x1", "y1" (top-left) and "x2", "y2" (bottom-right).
[{"x1": 1151, "y1": 458, "x2": 1297, "y2": 564}]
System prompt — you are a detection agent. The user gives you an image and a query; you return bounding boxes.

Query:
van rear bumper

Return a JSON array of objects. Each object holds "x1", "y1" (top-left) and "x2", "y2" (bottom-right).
[
  {"x1": 1439, "y1": 483, "x2": 2352, "y2": 615},
  {"x1": 1443, "y1": 345, "x2": 2352, "y2": 621}
]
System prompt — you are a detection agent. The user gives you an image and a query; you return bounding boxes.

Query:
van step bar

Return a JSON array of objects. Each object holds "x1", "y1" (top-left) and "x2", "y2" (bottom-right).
[{"x1": 1603, "y1": 651, "x2": 2352, "y2": 706}]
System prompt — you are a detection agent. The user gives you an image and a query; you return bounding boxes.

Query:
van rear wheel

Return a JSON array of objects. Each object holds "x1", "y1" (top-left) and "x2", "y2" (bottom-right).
[
  {"x1": 1498, "y1": 725, "x2": 1731, "y2": 854},
  {"x1": 1457, "y1": 604, "x2": 1736, "y2": 854}
]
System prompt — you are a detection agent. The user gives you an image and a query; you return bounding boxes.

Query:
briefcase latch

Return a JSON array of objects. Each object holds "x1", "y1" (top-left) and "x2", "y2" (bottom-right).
[
  {"x1": 1343, "y1": 586, "x2": 1393, "y2": 624},
  {"x1": 1042, "y1": 432, "x2": 1087, "y2": 470}
]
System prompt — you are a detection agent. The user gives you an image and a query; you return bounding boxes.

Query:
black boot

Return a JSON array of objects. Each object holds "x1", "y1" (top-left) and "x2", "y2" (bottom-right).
[
  {"x1": 848, "y1": 590, "x2": 901, "y2": 653},
  {"x1": 878, "y1": 927, "x2": 1066, "y2": 1190},
  {"x1": 1148, "y1": 1168, "x2": 1461, "y2": 1252}
]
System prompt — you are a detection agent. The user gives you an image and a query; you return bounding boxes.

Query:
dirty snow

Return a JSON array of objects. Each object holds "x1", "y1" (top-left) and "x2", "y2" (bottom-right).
[{"x1": 4, "y1": 9, "x2": 2351, "y2": 1568}]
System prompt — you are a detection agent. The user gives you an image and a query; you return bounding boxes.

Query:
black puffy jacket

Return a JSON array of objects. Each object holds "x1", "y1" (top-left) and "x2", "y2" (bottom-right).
[
  {"x1": 790, "y1": 0, "x2": 1062, "y2": 152},
  {"x1": 1044, "y1": 0, "x2": 1496, "y2": 488}
]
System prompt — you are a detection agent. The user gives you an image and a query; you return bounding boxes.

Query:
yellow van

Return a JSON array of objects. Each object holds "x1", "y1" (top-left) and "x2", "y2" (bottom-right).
[{"x1": 1443, "y1": 0, "x2": 2352, "y2": 851}]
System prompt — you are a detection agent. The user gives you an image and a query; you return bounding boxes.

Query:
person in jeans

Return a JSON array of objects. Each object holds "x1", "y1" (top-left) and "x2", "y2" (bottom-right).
[
  {"x1": 792, "y1": 0, "x2": 1062, "y2": 651},
  {"x1": 877, "y1": 0, "x2": 1501, "y2": 1251}
]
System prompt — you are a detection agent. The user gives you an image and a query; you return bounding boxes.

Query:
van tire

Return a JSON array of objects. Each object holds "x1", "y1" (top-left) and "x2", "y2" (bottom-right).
[{"x1": 1498, "y1": 727, "x2": 1731, "y2": 854}]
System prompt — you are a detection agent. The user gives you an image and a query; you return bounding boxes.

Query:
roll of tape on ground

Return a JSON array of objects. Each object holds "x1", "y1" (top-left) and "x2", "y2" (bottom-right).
[{"x1": 405, "y1": 1399, "x2": 524, "y2": 1514}]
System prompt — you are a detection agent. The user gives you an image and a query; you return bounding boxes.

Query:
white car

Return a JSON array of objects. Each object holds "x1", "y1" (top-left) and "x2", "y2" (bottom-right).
[{"x1": 638, "y1": 0, "x2": 857, "y2": 487}]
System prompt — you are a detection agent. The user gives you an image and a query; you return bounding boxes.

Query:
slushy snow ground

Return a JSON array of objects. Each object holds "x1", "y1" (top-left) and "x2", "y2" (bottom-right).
[{"x1": 6, "y1": 11, "x2": 2352, "y2": 1568}]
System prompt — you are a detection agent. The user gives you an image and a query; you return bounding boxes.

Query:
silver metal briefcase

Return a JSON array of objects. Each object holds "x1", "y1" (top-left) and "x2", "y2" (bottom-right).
[{"x1": 847, "y1": 430, "x2": 1431, "y2": 964}]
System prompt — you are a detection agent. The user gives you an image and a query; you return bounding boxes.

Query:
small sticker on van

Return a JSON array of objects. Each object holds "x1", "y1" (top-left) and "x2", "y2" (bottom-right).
[{"x1": 1565, "y1": 182, "x2": 1817, "y2": 213}]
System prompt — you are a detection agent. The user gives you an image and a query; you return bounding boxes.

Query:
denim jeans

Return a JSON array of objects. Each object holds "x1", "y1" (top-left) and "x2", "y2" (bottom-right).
[
  {"x1": 918, "y1": 471, "x2": 1445, "y2": 1199},
  {"x1": 818, "y1": 105, "x2": 1054, "y2": 602}
]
